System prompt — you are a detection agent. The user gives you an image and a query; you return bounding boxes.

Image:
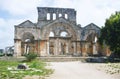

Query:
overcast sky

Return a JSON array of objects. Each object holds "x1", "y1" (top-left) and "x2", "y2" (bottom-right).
[{"x1": 0, "y1": 0, "x2": 120, "y2": 49}]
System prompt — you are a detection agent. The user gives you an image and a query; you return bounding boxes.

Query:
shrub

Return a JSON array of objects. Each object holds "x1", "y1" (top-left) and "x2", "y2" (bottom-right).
[{"x1": 24, "y1": 52, "x2": 37, "y2": 62}]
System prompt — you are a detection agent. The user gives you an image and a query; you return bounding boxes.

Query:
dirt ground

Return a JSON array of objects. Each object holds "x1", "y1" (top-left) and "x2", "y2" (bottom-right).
[
  {"x1": 45, "y1": 61, "x2": 118, "y2": 79},
  {"x1": 23, "y1": 61, "x2": 119, "y2": 79}
]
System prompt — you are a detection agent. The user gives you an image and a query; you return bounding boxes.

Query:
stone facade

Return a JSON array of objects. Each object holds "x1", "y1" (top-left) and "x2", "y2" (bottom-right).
[{"x1": 14, "y1": 7, "x2": 111, "y2": 57}]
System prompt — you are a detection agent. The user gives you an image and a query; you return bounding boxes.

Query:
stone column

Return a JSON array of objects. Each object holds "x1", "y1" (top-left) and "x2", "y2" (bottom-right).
[
  {"x1": 63, "y1": 13, "x2": 65, "y2": 18},
  {"x1": 73, "y1": 42, "x2": 76, "y2": 53},
  {"x1": 47, "y1": 41, "x2": 49, "y2": 55},
  {"x1": 66, "y1": 43, "x2": 68, "y2": 54},
  {"x1": 50, "y1": 13, "x2": 53, "y2": 20},
  {"x1": 59, "y1": 41, "x2": 61, "y2": 55},
  {"x1": 55, "y1": 38, "x2": 59, "y2": 55},
  {"x1": 54, "y1": 38, "x2": 57, "y2": 55},
  {"x1": 93, "y1": 43, "x2": 97, "y2": 54},
  {"x1": 14, "y1": 39, "x2": 21, "y2": 57},
  {"x1": 56, "y1": 13, "x2": 59, "y2": 19},
  {"x1": 24, "y1": 44, "x2": 27, "y2": 54}
]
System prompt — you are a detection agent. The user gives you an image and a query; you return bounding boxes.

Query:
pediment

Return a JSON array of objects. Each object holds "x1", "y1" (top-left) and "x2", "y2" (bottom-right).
[
  {"x1": 17, "y1": 20, "x2": 35, "y2": 27},
  {"x1": 84, "y1": 23, "x2": 100, "y2": 30}
]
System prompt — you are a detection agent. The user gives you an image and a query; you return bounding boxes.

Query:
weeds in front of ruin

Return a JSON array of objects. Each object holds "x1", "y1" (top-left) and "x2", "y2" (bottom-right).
[{"x1": 0, "y1": 59, "x2": 53, "y2": 79}]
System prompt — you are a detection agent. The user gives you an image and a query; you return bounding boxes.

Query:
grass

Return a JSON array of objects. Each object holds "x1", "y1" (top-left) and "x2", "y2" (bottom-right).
[{"x1": 0, "y1": 59, "x2": 53, "y2": 79}]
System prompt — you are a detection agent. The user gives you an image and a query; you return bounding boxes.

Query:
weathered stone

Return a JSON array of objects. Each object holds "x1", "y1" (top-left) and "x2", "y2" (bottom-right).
[{"x1": 14, "y1": 7, "x2": 111, "y2": 57}]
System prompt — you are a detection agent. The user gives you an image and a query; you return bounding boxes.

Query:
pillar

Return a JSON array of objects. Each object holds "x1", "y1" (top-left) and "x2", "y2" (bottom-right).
[
  {"x1": 14, "y1": 39, "x2": 21, "y2": 57},
  {"x1": 50, "y1": 13, "x2": 53, "y2": 20},
  {"x1": 93, "y1": 43, "x2": 97, "y2": 54},
  {"x1": 73, "y1": 42, "x2": 76, "y2": 53},
  {"x1": 47, "y1": 41, "x2": 49, "y2": 55},
  {"x1": 56, "y1": 13, "x2": 59, "y2": 19},
  {"x1": 66, "y1": 43, "x2": 69, "y2": 54}
]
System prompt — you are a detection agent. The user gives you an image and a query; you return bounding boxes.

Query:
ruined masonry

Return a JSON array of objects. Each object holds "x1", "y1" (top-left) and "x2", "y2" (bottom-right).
[{"x1": 14, "y1": 7, "x2": 111, "y2": 57}]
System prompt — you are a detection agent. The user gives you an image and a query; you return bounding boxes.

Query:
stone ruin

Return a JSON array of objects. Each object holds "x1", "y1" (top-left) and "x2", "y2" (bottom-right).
[{"x1": 14, "y1": 7, "x2": 111, "y2": 57}]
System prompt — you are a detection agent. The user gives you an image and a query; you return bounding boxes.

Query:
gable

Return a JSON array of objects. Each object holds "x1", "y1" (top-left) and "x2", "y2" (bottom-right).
[
  {"x1": 80, "y1": 23, "x2": 101, "y2": 41},
  {"x1": 83, "y1": 23, "x2": 100, "y2": 30},
  {"x1": 17, "y1": 20, "x2": 35, "y2": 27}
]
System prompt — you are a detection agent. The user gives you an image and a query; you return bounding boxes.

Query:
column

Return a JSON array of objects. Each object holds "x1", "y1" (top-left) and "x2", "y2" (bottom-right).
[
  {"x1": 63, "y1": 13, "x2": 65, "y2": 18},
  {"x1": 50, "y1": 13, "x2": 53, "y2": 20},
  {"x1": 93, "y1": 43, "x2": 97, "y2": 54},
  {"x1": 56, "y1": 13, "x2": 59, "y2": 19},
  {"x1": 47, "y1": 41, "x2": 49, "y2": 55},
  {"x1": 14, "y1": 40, "x2": 21, "y2": 57},
  {"x1": 24, "y1": 44, "x2": 27, "y2": 54},
  {"x1": 76, "y1": 41, "x2": 78, "y2": 53},
  {"x1": 66, "y1": 43, "x2": 68, "y2": 54},
  {"x1": 73, "y1": 42, "x2": 76, "y2": 53}
]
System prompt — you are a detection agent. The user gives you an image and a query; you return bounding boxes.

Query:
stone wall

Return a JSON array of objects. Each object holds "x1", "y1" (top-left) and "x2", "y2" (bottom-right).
[{"x1": 14, "y1": 7, "x2": 110, "y2": 57}]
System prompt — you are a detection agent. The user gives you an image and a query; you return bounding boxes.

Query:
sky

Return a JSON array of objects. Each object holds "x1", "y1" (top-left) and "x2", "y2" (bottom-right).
[{"x1": 0, "y1": 0, "x2": 120, "y2": 49}]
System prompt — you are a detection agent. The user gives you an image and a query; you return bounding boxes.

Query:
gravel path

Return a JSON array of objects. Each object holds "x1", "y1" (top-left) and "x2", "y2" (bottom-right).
[{"x1": 46, "y1": 62, "x2": 116, "y2": 79}]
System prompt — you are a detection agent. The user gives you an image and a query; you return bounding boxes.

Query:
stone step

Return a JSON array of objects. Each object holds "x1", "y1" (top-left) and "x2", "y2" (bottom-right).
[{"x1": 39, "y1": 57, "x2": 87, "y2": 62}]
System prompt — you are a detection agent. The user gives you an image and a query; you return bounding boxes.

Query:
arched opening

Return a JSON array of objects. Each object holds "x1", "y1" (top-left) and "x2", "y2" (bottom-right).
[
  {"x1": 65, "y1": 14, "x2": 68, "y2": 19},
  {"x1": 60, "y1": 31, "x2": 68, "y2": 37},
  {"x1": 22, "y1": 32, "x2": 35, "y2": 55},
  {"x1": 86, "y1": 33, "x2": 98, "y2": 55},
  {"x1": 59, "y1": 13, "x2": 62, "y2": 17},
  {"x1": 53, "y1": 13, "x2": 56, "y2": 20},
  {"x1": 47, "y1": 13, "x2": 50, "y2": 20},
  {"x1": 94, "y1": 36, "x2": 98, "y2": 43},
  {"x1": 49, "y1": 31, "x2": 54, "y2": 37}
]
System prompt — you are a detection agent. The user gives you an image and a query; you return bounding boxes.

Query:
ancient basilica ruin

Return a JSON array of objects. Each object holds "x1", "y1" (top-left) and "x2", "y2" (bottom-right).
[{"x1": 14, "y1": 7, "x2": 110, "y2": 57}]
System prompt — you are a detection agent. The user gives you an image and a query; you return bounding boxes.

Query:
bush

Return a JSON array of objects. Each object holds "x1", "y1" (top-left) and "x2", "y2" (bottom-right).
[{"x1": 24, "y1": 52, "x2": 37, "y2": 62}]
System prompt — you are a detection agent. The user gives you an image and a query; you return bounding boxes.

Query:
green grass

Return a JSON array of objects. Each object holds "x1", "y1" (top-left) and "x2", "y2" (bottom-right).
[{"x1": 0, "y1": 59, "x2": 53, "y2": 79}]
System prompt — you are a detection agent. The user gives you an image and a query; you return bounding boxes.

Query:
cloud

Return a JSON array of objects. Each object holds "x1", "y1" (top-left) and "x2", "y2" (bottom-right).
[
  {"x1": 49, "y1": 0, "x2": 120, "y2": 26},
  {"x1": 0, "y1": 18, "x2": 26, "y2": 49},
  {"x1": 0, "y1": 0, "x2": 40, "y2": 15}
]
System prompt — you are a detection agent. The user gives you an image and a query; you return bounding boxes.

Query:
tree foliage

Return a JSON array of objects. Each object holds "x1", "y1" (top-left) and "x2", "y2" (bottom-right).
[{"x1": 99, "y1": 12, "x2": 120, "y2": 57}]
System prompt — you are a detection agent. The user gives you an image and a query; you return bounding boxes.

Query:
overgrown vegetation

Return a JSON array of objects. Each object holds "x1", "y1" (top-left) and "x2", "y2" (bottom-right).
[
  {"x1": 99, "y1": 11, "x2": 120, "y2": 59},
  {"x1": 24, "y1": 52, "x2": 37, "y2": 62},
  {"x1": 0, "y1": 60, "x2": 53, "y2": 79}
]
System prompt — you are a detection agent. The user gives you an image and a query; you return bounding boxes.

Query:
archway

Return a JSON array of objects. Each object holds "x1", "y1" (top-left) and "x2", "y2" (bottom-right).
[
  {"x1": 21, "y1": 32, "x2": 35, "y2": 55},
  {"x1": 60, "y1": 31, "x2": 69, "y2": 37},
  {"x1": 86, "y1": 32, "x2": 98, "y2": 56},
  {"x1": 42, "y1": 22, "x2": 77, "y2": 56}
]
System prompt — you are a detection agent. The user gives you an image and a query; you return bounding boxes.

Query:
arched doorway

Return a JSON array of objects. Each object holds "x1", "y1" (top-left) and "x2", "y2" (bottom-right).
[
  {"x1": 86, "y1": 32, "x2": 98, "y2": 56},
  {"x1": 21, "y1": 32, "x2": 35, "y2": 55},
  {"x1": 42, "y1": 22, "x2": 77, "y2": 56}
]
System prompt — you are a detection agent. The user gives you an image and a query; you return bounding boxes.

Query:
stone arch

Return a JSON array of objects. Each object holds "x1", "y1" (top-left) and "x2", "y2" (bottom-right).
[
  {"x1": 86, "y1": 32, "x2": 98, "y2": 42},
  {"x1": 21, "y1": 32, "x2": 35, "y2": 55},
  {"x1": 60, "y1": 30, "x2": 69, "y2": 37},
  {"x1": 42, "y1": 22, "x2": 77, "y2": 40},
  {"x1": 22, "y1": 32, "x2": 35, "y2": 42},
  {"x1": 49, "y1": 31, "x2": 55, "y2": 37},
  {"x1": 86, "y1": 32, "x2": 99, "y2": 55}
]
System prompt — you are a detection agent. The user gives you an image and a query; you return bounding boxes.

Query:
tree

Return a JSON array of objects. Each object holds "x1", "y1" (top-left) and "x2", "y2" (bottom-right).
[{"x1": 99, "y1": 12, "x2": 120, "y2": 58}]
